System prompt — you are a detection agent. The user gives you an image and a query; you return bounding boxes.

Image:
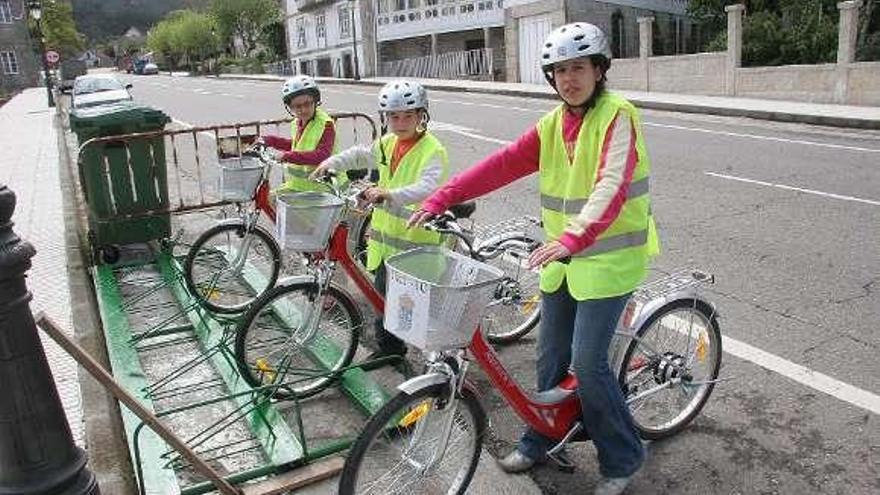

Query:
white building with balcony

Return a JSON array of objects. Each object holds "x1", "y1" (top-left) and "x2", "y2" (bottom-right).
[{"x1": 284, "y1": 0, "x2": 377, "y2": 78}]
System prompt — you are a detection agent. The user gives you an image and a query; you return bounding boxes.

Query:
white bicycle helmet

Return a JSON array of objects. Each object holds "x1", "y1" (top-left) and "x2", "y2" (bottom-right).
[
  {"x1": 540, "y1": 22, "x2": 612, "y2": 74},
  {"x1": 377, "y1": 80, "x2": 428, "y2": 113},
  {"x1": 281, "y1": 75, "x2": 320, "y2": 104}
]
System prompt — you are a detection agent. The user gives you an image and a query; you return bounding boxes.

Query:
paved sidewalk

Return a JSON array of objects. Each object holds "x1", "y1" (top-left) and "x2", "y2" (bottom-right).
[
  {"x1": 215, "y1": 73, "x2": 880, "y2": 129},
  {"x1": 0, "y1": 89, "x2": 84, "y2": 446}
]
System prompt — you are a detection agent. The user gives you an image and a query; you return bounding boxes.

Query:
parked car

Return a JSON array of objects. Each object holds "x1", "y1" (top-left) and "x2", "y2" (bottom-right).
[
  {"x1": 58, "y1": 59, "x2": 88, "y2": 91},
  {"x1": 142, "y1": 62, "x2": 159, "y2": 75},
  {"x1": 70, "y1": 74, "x2": 133, "y2": 109}
]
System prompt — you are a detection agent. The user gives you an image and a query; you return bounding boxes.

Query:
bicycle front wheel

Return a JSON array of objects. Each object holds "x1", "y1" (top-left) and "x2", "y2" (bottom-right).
[
  {"x1": 618, "y1": 299, "x2": 722, "y2": 440},
  {"x1": 339, "y1": 384, "x2": 485, "y2": 495},
  {"x1": 482, "y1": 236, "x2": 541, "y2": 344},
  {"x1": 234, "y1": 281, "x2": 362, "y2": 399},
  {"x1": 183, "y1": 222, "x2": 281, "y2": 314}
]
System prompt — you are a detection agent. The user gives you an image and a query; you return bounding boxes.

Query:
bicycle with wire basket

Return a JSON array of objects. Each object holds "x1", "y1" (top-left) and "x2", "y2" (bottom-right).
[
  {"x1": 232, "y1": 178, "x2": 553, "y2": 400},
  {"x1": 338, "y1": 224, "x2": 723, "y2": 494},
  {"x1": 181, "y1": 143, "x2": 371, "y2": 314}
]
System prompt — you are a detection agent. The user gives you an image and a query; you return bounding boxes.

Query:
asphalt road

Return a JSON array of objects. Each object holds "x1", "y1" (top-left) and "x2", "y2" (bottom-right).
[{"x1": 120, "y1": 73, "x2": 880, "y2": 495}]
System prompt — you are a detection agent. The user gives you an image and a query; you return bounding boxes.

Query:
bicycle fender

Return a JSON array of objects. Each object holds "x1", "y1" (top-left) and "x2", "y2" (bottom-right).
[{"x1": 397, "y1": 373, "x2": 450, "y2": 396}]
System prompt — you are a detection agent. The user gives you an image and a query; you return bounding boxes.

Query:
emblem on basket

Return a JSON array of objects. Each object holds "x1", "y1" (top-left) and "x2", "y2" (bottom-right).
[{"x1": 397, "y1": 294, "x2": 415, "y2": 333}]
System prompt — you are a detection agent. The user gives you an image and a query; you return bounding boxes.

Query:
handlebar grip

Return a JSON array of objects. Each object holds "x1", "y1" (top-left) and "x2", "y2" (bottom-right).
[{"x1": 558, "y1": 256, "x2": 572, "y2": 265}]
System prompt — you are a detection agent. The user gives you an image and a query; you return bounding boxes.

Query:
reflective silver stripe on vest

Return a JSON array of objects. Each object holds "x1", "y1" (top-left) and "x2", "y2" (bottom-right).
[
  {"x1": 368, "y1": 229, "x2": 437, "y2": 251},
  {"x1": 572, "y1": 229, "x2": 649, "y2": 258},
  {"x1": 377, "y1": 203, "x2": 416, "y2": 222},
  {"x1": 541, "y1": 177, "x2": 650, "y2": 214}
]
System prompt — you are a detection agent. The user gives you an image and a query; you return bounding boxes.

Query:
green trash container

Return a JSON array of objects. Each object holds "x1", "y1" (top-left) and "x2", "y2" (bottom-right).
[{"x1": 70, "y1": 102, "x2": 171, "y2": 262}]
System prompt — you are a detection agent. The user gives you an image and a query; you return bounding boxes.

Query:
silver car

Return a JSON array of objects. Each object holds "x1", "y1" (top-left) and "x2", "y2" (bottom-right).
[{"x1": 71, "y1": 74, "x2": 133, "y2": 109}]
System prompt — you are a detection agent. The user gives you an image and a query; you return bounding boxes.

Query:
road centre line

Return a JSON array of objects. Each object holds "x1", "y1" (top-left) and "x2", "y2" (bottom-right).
[
  {"x1": 705, "y1": 172, "x2": 880, "y2": 206},
  {"x1": 722, "y1": 334, "x2": 880, "y2": 416}
]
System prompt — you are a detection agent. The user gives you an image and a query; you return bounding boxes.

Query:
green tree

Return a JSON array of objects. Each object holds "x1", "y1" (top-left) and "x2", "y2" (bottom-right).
[
  {"x1": 688, "y1": 0, "x2": 840, "y2": 66},
  {"x1": 211, "y1": 0, "x2": 280, "y2": 57},
  {"x1": 34, "y1": 0, "x2": 86, "y2": 58},
  {"x1": 148, "y1": 10, "x2": 218, "y2": 69}
]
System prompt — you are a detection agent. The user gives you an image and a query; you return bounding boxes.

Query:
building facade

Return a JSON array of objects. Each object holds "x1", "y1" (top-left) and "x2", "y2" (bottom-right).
[
  {"x1": 507, "y1": 0, "x2": 694, "y2": 83},
  {"x1": 0, "y1": 0, "x2": 40, "y2": 95},
  {"x1": 284, "y1": 0, "x2": 696, "y2": 82},
  {"x1": 284, "y1": 0, "x2": 377, "y2": 78}
]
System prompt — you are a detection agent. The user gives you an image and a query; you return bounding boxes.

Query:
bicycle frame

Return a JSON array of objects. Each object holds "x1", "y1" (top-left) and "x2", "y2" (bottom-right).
[{"x1": 469, "y1": 326, "x2": 581, "y2": 441}]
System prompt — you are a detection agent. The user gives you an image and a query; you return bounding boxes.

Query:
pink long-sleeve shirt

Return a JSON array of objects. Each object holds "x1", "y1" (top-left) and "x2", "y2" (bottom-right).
[
  {"x1": 421, "y1": 107, "x2": 638, "y2": 255},
  {"x1": 263, "y1": 120, "x2": 335, "y2": 166}
]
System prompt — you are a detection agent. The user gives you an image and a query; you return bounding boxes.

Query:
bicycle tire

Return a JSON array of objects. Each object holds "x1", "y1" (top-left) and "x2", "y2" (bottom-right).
[
  {"x1": 483, "y1": 235, "x2": 541, "y2": 344},
  {"x1": 183, "y1": 222, "x2": 281, "y2": 314},
  {"x1": 618, "y1": 298, "x2": 722, "y2": 440},
  {"x1": 339, "y1": 383, "x2": 485, "y2": 495},
  {"x1": 234, "y1": 281, "x2": 363, "y2": 400}
]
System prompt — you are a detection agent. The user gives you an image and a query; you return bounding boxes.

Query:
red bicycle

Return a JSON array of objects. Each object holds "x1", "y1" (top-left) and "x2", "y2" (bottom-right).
[
  {"x1": 339, "y1": 213, "x2": 723, "y2": 494},
  {"x1": 181, "y1": 143, "x2": 372, "y2": 314}
]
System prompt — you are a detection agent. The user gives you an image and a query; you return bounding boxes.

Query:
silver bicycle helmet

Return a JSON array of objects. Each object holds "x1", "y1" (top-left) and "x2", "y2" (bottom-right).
[
  {"x1": 281, "y1": 75, "x2": 320, "y2": 104},
  {"x1": 377, "y1": 80, "x2": 428, "y2": 113},
  {"x1": 541, "y1": 22, "x2": 612, "y2": 74}
]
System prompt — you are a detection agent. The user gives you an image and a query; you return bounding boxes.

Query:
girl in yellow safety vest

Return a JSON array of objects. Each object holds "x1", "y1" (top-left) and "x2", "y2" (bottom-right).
[
  {"x1": 409, "y1": 24, "x2": 659, "y2": 495},
  {"x1": 312, "y1": 80, "x2": 449, "y2": 359},
  {"x1": 261, "y1": 75, "x2": 337, "y2": 193}
]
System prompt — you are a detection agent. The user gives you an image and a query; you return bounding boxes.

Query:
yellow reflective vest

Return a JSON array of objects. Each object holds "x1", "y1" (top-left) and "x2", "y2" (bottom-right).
[{"x1": 537, "y1": 92, "x2": 660, "y2": 300}]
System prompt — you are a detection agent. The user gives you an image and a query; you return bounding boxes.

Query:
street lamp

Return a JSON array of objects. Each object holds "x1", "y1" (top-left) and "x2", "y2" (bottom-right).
[
  {"x1": 350, "y1": 0, "x2": 360, "y2": 80},
  {"x1": 28, "y1": 0, "x2": 55, "y2": 107}
]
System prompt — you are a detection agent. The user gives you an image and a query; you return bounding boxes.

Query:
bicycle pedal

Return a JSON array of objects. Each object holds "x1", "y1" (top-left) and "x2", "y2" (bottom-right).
[{"x1": 547, "y1": 451, "x2": 576, "y2": 473}]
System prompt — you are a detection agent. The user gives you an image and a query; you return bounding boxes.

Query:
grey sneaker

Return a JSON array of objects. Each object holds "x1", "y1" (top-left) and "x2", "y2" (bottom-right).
[
  {"x1": 497, "y1": 450, "x2": 536, "y2": 473},
  {"x1": 593, "y1": 476, "x2": 633, "y2": 495}
]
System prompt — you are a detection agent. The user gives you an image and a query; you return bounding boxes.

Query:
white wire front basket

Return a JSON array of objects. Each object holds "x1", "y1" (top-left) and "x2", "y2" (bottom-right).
[
  {"x1": 275, "y1": 191, "x2": 345, "y2": 251},
  {"x1": 218, "y1": 156, "x2": 263, "y2": 202},
  {"x1": 384, "y1": 247, "x2": 505, "y2": 351}
]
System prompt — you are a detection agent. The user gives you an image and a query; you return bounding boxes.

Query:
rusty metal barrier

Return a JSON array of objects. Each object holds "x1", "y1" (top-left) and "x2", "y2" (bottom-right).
[{"x1": 75, "y1": 113, "x2": 378, "y2": 228}]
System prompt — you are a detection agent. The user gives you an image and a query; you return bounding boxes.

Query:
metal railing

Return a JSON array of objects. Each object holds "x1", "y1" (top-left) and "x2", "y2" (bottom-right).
[
  {"x1": 263, "y1": 60, "x2": 294, "y2": 76},
  {"x1": 379, "y1": 47, "x2": 494, "y2": 80}
]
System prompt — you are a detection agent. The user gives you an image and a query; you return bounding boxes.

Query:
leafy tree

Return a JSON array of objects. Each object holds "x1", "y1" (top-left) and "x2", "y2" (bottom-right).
[
  {"x1": 147, "y1": 9, "x2": 218, "y2": 69},
  {"x1": 33, "y1": 0, "x2": 86, "y2": 58},
  {"x1": 687, "y1": 0, "x2": 841, "y2": 66},
  {"x1": 211, "y1": 0, "x2": 280, "y2": 57}
]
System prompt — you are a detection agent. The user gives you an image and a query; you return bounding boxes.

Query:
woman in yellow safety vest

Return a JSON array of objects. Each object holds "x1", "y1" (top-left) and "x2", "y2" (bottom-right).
[
  {"x1": 409, "y1": 23, "x2": 659, "y2": 495},
  {"x1": 262, "y1": 75, "x2": 337, "y2": 193},
  {"x1": 312, "y1": 80, "x2": 449, "y2": 359}
]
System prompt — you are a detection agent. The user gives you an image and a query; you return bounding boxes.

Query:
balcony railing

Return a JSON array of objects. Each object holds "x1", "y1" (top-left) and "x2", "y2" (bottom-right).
[
  {"x1": 379, "y1": 47, "x2": 494, "y2": 80},
  {"x1": 378, "y1": 0, "x2": 504, "y2": 42}
]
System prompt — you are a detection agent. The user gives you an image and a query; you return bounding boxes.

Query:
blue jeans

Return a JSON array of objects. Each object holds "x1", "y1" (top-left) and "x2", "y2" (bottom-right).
[{"x1": 517, "y1": 281, "x2": 644, "y2": 478}]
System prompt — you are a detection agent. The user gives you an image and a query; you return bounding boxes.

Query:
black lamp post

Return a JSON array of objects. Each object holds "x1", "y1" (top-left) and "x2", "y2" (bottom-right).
[
  {"x1": 0, "y1": 184, "x2": 99, "y2": 494},
  {"x1": 28, "y1": 0, "x2": 55, "y2": 107},
  {"x1": 350, "y1": 0, "x2": 360, "y2": 80}
]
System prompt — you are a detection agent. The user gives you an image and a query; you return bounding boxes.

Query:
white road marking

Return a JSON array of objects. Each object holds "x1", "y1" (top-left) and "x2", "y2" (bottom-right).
[
  {"x1": 432, "y1": 121, "x2": 512, "y2": 146},
  {"x1": 705, "y1": 172, "x2": 880, "y2": 206},
  {"x1": 665, "y1": 314, "x2": 880, "y2": 416},
  {"x1": 171, "y1": 118, "x2": 215, "y2": 138},
  {"x1": 646, "y1": 122, "x2": 880, "y2": 153},
  {"x1": 722, "y1": 334, "x2": 880, "y2": 416}
]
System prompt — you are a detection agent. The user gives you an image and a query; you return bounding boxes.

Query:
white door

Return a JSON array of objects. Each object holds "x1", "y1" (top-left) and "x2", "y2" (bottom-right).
[{"x1": 518, "y1": 13, "x2": 553, "y2": 84}]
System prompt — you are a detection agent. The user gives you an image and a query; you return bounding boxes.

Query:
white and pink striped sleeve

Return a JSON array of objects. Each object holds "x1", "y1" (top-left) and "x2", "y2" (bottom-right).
[{"x1": 558, "y1": 110, "x2": 638, "y2": 254}]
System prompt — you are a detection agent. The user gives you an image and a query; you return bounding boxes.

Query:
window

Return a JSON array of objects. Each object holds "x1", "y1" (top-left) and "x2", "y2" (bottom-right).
[
  {"x1": 315, "y1": 14, "x2": 326, "y2": 46},
  {"x1": 296, "y1": 17, "x2": 307, "y2": 49},
  {"x1": 0, "y1": 1, "x2": 11, "y2": 24},
  {"x1": 1, "y1": 50, "x2": 19, "y2": 74},
  {"x1": 339, "y1": 4, "x2": 351, "y2": 38}
]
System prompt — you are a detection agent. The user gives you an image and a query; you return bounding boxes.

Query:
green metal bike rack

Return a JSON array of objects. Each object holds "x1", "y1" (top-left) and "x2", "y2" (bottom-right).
[{"x1": 91, "y1": 246, "x2": 392, "y2": 494}]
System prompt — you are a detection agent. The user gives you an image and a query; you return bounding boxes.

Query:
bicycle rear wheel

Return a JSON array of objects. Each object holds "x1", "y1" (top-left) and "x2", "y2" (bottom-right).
[
  {"x1": 234, "y1": 281, "x2": 362, "y2": 399},
  {"x1": 618, "y1": 299, "x2": 722, "y2": 440},
  {"x1": 183, "y1": 222, "x2": 281, "y2": 314},
  {"x1": 339, "y1": 383, "x2": 485, "y2": 495}
]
